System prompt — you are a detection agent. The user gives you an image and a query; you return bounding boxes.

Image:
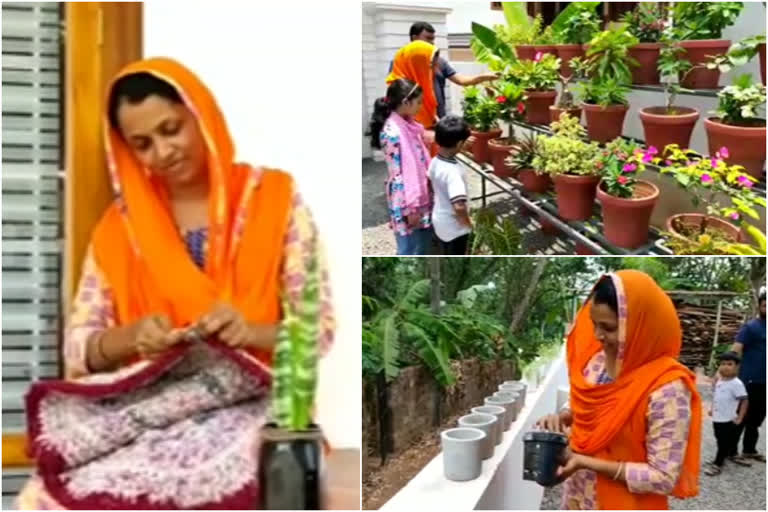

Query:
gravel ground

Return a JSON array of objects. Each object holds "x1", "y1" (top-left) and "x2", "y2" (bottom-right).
[
  {"x1": 362, "y1": 157, "x2": 575, "y2": 256},
  {"x1": 540, "y1": 381, "x2": 767, "y2": 510}
]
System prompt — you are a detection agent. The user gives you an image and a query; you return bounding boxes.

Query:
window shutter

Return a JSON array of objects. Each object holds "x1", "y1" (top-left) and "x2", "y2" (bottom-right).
[{"x1": 2, "y1": 2, "x2": 63, "y2": 507}]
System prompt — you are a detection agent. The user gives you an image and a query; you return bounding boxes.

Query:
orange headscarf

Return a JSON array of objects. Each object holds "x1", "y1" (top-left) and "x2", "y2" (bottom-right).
[
  {"x1": 91, "y1": 57, "x2": 294, "y2": 367},
  {"x1": 567, "y1": 270, "x2": 701, "y2": 510},
  {"x1": 386, "y1": 40, "x2": 438, "y2": 128}
]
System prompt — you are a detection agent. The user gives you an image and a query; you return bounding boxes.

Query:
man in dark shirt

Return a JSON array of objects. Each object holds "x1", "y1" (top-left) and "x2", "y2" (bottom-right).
[
  {"x1": 732, "y1": 289, "x2": 767, "y2": 461},
  {"x1": 390, "y1": 22, "x2": 498, "y2": 119}
]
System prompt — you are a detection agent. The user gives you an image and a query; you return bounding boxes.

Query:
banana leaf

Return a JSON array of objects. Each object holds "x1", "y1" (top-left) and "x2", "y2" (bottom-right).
[{"x1": 501, "y1": 2, "x2": 530, "y2": 29}]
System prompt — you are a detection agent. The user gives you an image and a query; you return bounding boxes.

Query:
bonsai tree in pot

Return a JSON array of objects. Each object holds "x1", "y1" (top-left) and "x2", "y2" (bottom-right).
[
  {"x1": 510, "y1": 52, "x2": 561, "y2": 125},
  {"x1": 462, "y1": 86, "x2": 503, "y2": 164},
  {"x1": 507, "y1": 132, "x2": 549, "y2": 193},
  {"x1": 704, "y1": 73, "x2": 766, "y2": 179},
  {"x1": 622, "y1": 2, "x2": 668, "y2": 85},
  {"x1": 550, "y1": 59, "x2": 585, "y2": 123},
  {"x1": 531, "y1": 114, "x2": 601, "y2": 221},
  {"x1": 669, "y1": 1, "x2": 744, "y2": 89},
  {"x1": 595, "y1": 139, "x2": 660, "y2": 249},
  {"x1": 259, "y1": 251, "x2": 324, "y2": 510},
  {"x1": 488, "y1": 80, "x2": 527, "y2": 177},
  {"x1": 579, "y1": 27, "x2": 638, "y2": 142},
  {"x1": 553, "y1": 5, "x2": 600, "y2": 78},
  {"x1": 638, "y1": 42, "x2": 700, "y2": 152},
  {"x1": 659, "y1": 144, "x2": 767, "y2": 255}
]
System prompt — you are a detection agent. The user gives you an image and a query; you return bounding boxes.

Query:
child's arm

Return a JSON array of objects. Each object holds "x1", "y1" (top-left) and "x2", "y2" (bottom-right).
[
  {"x1": 452, "y1": 199, "x2": 471, "y2": 228},
  {"x1": 735, "y1": 398, "x2": 749, "y2": 424}
]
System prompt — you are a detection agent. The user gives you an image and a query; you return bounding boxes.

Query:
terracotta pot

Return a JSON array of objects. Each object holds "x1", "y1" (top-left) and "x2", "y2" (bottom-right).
[
  {"x1": 596, "y1": 180, "x2": 659, "y2": 249},
  {"x1": 549, "y1": 105, "x2": 582, "y2": 124},
  {"x1": 553, "y1": 174, "x2": 600, "y2": 221},
  {"x1": 628, "y1": 42, "x2": 662, "y2": 85},
  {"x1": 525, "y1": 90, "x2": 557, "y2": 125},
  {"x1": 666, "y1": 213, "x2": 745, "y2": 244},
  {"x1": 760, "y1": 43, "x2": 766, "y2": 86},
  {"x1": 678, "y1": 40, "x2": 731, "y2": 89},
  {"x1": 516, "y1": 45, "x2": 536, "y2": 60},
  {"x1": 638, "y1": 106, "x2": 700, "y2": 152},
  {"x1": 581, "y1": 102, "x2": 629, "y2": 143},
  {"x1": 470, "y1": 128, "x2": 503, "y2": 164},
  {"x1": 518, "y1": 168, "x2": 552, "y2": 194},
  {"x1": 555, "y1": 44, "x2": 585, "y2": 78},
  {"x1": 533, "y1": 44, "x2": 557, "y2": 59},
  {"x1": 704, "y1": 118, "x2": 766, "y2": 179},
  {"x1": 488, "y1": 138, "x2": 517, "y2": 177}
]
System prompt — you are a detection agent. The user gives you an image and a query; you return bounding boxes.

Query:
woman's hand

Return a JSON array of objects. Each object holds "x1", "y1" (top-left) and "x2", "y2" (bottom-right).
[
  {"x1": 556, "y1": 448, "x2": 584, "y2": 483},
  {"x1": 135, "y1": 314, "x2": 186, "y2": 359},
  {"x1": 198, "y1": 303, "x2": 278, "y2": 349},
  {"x1": 535, "y1": 409, "x2": 573, "y2": 434}
]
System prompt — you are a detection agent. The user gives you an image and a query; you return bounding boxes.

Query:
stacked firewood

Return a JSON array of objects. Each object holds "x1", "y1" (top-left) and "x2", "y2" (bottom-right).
[{"x1": 676, "y1": 303, "x2": 746, "y2": 370}]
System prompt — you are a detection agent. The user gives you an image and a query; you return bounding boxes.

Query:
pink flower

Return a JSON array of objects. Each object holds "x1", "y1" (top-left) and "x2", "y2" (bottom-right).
[
  {"x1": 646, "y1": 146, "x2": 659, "y2": 156},
  {"x1": 730, "y1": 212, "x2": 740, "y2": 220},
  {"x1": 665, "y1": 159, "x2": 673, "y2": 166},
  {"x1": 738, "y1": 175, "x2": 754, "y2": 188},
  {"x1": 710, "y1": 158, "x2": 719, "y2": 168},
  {"x1": 622, "y1": 163, "x2": 637, "y2": 173},
  {"x1": 534, "y1": 51, "x2": 543, "y2": 62},
  {"x1": 701, "y1": 173, "x2": 713, "y2": 184},
  {"x1": 617, "y1": 176, "x2": 629, "y2": 185},
  {"x1": 719, "y1": 146, "x2": 730, "y2": 159},
  {"x1": 642, "y1": 153, "x2": 654, "y2": 163}
]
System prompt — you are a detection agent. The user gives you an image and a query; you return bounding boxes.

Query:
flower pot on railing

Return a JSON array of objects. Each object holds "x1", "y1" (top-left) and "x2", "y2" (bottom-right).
[
  {"x1": 628, "y1": 43, "x2": 662, "y2": 85},
  {"x1": 518, "y1": 168, "x2": 552, "y2": 194},
  {"x1": 494, "y1": 390, "x2": 521, "y2": 416},
  {"x1": 597, "y1": 180, "x2": 659, "y2": 249},
  {"x1": 441, "y1": 427, "x2": 486, "y2": 481},
  {"x1": 555, "y1": 44, "x2": 585, "y2": 78},
  {"x1": 552, "y1": 174, "x2": 600, "y2": 221},
  {"x1": 582, "y1": 102, "x2": 629, "y2": 143},
  {"x1": 666, "y1": 213, "x2": 746, "y2": 244},
  {"x1": 485, "y1": 395, "x2": 516, "y2": 429},
  {"x1": 458, "y1": 413, "x2": 498, "y2": 460},
  {"x1": 639, "y1": 106, "x2": 700, "y2": 152},
  {"x1": 471, "y1": 405, "x2": 506, "y2": 446},
  {"x1": 523, "y1": 431, "x2": 568, "y2": 487},
  {"x1": 549, "y1": 105, "x2": 582, "y2": 124},
  {"x1": 704, "y1": 118, "x2": 766, "y2": 179},
  {"x1": 488, "y1": 137, "x2": 518, "y2": 177},
  {"x1": 471, "y1": 128, "x2": 503, "y2": 164},
  {"x1": 525, "y1": 90, "x2": 558, "y2": 125},
  {"x1": 678, "y1": 39, "x2": 731, "y2": 89}
]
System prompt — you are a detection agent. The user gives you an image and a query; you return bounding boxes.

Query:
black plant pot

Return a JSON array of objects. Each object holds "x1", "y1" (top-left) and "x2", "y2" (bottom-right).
[
  {"x1": 259, "y1": 423, "x2": 325, "y2": 510},
  {"x1": 522, "y1": 431, "x2": 568, "y2": 487}
]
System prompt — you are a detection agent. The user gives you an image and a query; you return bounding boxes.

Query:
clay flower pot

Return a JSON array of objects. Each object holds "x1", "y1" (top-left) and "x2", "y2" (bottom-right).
[
  {"x1": 471, "y1": 405, "x2": 506, "y2": 446},
  {"x1": 488, "y1": 137, "x2": 517, "y2": 177},
  {"x1": 678, "y1": 39, "x2": 731, "y2": 89},
  {"x1": 582, "y1": 102, "x2": 629, "y2": 143},
  {"x1": 597, "y1": 180, "x2": 660, "y2": 249},
  {"x1": 525, "y1": 90, "x2": 558, "y2": 125},
  {"x1": 555, "y1": 44, "x2": 585, "y2": 78},
  {"x1": 666, "y1": 213, "x2": 745, "y2": 244},
  {"x1": 553, "y1": 174, "x2": 600, "y2": 221},
  {"x1": 458, "y1": 413, "x2": 498, "y2": 460},
  {"x1": 516, "y1": 44, "x2": 536, "y2": 60},
  {"x1": 441, "y1": 427, "x2": 486, "y2": 481},
  {"x1": 760, "y1": 43, "x2": 766, "y2": 86},
  {"x1": 704, "y1": 118, "x2": 767, "y2": 179},
  {"x1": 485, "y1": 395, "x2": 516, "y2": 429},
  {"x1": 549, "y1": 105, "x2": 582, "y2": 124},
  {"x1": 518, "y1": 168, "x2": 552, "y2": 194},
  {"x1": 639, "y1": 106, "x2": 700, "y2": 152},
  {"x1": 522, "y1": 431, "x2": 568, "y2": 487},
  {"x1": 628, "y1": 42, "x2": 662, "y2": 85},
  {"x1": 534, "y1": 44, "x2": 557, "y2": 58},
  {"x1": 470, "y1": 128, "x2": 503, "y2": 164}
]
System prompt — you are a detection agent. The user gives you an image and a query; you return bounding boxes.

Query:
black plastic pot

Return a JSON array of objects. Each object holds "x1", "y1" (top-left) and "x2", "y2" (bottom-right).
[
  {"x1": 522, "y1": 431, "x2": 568, "y2": 487},
  {"x1": 258, "y1": 423, "x2": 325, "y2": 509}
]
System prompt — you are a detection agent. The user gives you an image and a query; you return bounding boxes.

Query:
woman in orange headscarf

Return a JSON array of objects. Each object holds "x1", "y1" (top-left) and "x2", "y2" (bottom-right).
[
  {"x1": 386, "y1": 40, "x2": 440, "y2": 129},
  {"x1": 15, "y1": 57, "x2": 334, "y2": 509},
  {"x1": 536, "y1": 270, "x2": 701, "y2": 510}
]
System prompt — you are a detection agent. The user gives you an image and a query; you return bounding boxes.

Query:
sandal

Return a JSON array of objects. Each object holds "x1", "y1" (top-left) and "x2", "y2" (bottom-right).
[
  {"x1": 728, "y1": 455, "x2": 752, "y2": 467},
  {"x1": 744, "y1": 453, "x2": 766, "y2": 462},
  {"x1": 704, "y1": 464, "x2": 722, "y2": 476}
]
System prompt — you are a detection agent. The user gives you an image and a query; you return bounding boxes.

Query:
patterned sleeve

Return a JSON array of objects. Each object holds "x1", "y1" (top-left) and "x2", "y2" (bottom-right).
[
  {"x1": 624, "y1": 379, "x2": 692, "y2": 495},
  {"x1": 63, "y1": 245, "x2": 117, "y2": 379},
  {"x1": 281, "y1": 189, "x2": 335, "y2": 357}
]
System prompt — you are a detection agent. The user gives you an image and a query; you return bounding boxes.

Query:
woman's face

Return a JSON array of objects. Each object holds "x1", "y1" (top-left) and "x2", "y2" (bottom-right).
[
  {"x1": 116, "y1": 95, "x2": 208, "y2": 189},
  {"x1": 401, "y1": 93, "x2": 423, "y2": 117},
  {"x1": 590, "y1": 299, "x2": 619, "y2": 356}
]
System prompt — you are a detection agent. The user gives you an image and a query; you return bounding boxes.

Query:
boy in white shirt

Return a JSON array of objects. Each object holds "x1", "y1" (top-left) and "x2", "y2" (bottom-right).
[
  {"x1": 429, "y1": 115, "x2": 472, "y2": 255},
  {"x1": 706, "y1": 351, "x2": 749, "y2": 476}
]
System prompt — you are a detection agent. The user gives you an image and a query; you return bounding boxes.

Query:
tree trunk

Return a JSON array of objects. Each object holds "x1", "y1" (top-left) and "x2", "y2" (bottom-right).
[
  {"x1": 430, "y1": 258, "x2": 441, "y2": 314},
  {"x1": 507, "y1": 258, "x2": 548, "y2": 337}
]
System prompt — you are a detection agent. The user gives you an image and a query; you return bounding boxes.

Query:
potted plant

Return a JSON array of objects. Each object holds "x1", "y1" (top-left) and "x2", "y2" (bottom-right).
[
  {"x1": 659, "y1": 144, "x2": 766, "y2": 254},
  {"x1": 553, "y1": 6, "x2": 600, "y2": 77},
  {"x1": 638, "y1": 42, "x2": 700, "y2": 151},
  {"x1": 670, "y1": 2, "x2": 744, "y2": 89},
  {"x1": 579, "y1": 28, "x2": 638, "y2": 142},
  {"x1": 510, "y1": 52, "x2": 561, "y2": 124},
  {"x1": 462, "y1": 86, "x2": 503, "y2": 164},
  {"x1": 704, "y1": 73, "x2": 766, "y2": 178},
  {"x1": 706, "y1": 34, "x2": 768, "y2": 86},
  {"x1": 532, "y1": 114, "x2": 601, "y2": 221},
  {"x1": 532, "y1": 17, "x2": 558, "y2": 59},
  {"x1": 488, "y1": 81, "x2": 527, "y2": 177},
  {"x1": 595, "y1": 140, "x2": 660, "y2": 248},
  {"x1": 622, "y1": 3, "x2": 667, "y2": 85},
  {"x1": 259, "y1": 252, "x2": 325, "y2": 510},
  {"x1": 507, "y1": 132, "x2": 550, "y2": 193},
  {"x1": 493, "y1": 14, "x2": 544, "y2": 61},
  {"x1": 550, "y1": 63, "x2": 583, "y2": 123}
]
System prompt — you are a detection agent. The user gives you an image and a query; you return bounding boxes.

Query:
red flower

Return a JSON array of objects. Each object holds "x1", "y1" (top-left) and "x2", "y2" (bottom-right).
[
  {"x1": 517, "y1": 102, "x2": 525, "y2": 114},
  {"x1": 496, "y1": 96, "x2": 507, "y2": 104},
  {"x1": 617, "y1": 176, "x2": 629, "y2": 185}
]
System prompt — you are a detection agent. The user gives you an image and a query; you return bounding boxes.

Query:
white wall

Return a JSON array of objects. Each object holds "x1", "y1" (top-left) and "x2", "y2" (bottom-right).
[
  {"x1": 446, "y1": 1, "x2": 506, "y2": 34},
  {"x1": 144, "y1": 2, "x2": 360, "y2": 449}
]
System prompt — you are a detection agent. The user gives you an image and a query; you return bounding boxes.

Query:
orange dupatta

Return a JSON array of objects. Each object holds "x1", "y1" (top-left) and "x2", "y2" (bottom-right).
[
  {"x1": 567, "y1": 270, "x2": 701, "y2": 510},
  {"x1": 386, "y1": 40, "x2": 438, "y2": 128},
  {"x1": 91, "y1": 58, "x2": 294, "y2": 368}
]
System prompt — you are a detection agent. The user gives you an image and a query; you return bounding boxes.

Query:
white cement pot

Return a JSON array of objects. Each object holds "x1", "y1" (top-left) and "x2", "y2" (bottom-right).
[
  {"x1": 485, "y1": 395, "x2": 515, "y2": 429},
  {"x1": 493, "y1": 390, "x2": 520, "y2": 419},
  {"x1": 440, "y1": 427, "x2": 486, "y2": 481},
  {"x1": 471, "y1": 405, "x2": 506, "y2": 446},
  {"x1": 501, "y1": 380, "x2": 527, "y2": 404},
  {"x1": 458, "y1": 413, "x2": 497, "y2": 460}
]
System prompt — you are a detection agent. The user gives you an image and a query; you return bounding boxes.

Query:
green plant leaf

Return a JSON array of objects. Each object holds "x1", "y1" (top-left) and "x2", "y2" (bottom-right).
[
  {"x1": 551, "y1": 2, "x2": 600, "y2": 34},
  {"x1": 501, "y1": 2, "x2": 530, "y2": 29}
]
